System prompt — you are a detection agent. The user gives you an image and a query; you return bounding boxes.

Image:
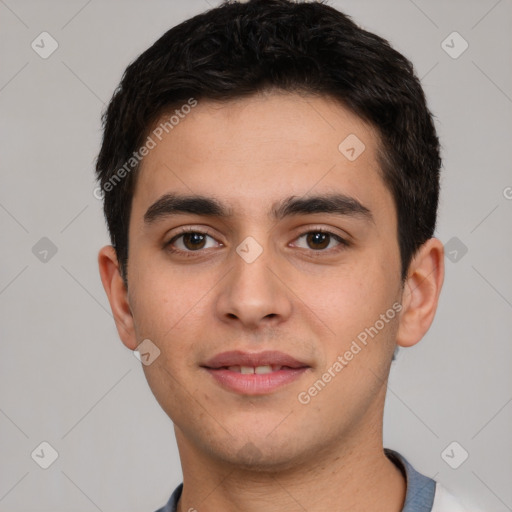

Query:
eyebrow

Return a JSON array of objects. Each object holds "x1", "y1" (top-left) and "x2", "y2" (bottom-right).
[{"x1": 143, "y1": 192, "x2": 373, "y2": 225}]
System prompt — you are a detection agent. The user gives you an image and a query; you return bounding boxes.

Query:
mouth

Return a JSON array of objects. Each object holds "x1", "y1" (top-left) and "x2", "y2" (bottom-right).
[
  {"x1": 201, "y1": 350, "x2": 311, "y2": 395},
  {"x1": 218, "y1": 364, "x2": 298, "y2": 374}
]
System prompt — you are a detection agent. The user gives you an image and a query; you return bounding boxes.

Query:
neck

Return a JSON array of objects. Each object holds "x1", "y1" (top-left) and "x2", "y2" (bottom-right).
[{"x1": 174, "y1": 421, "x2": 406, "y2": 512}]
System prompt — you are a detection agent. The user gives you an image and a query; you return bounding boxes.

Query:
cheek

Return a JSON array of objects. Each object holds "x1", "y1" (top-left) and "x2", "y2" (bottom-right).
[
  {"x1": 133, "y1": 272, "x2": 205, "y2": 423},
  {"x1": 290, "y1": 259, "x2": 401, "y2": 380},
  {"x1": 293, "y1": 259, "x2": 393, "y2": 326},
  {"x1": 129, "y1": 255, "x2": 203, "y2": 337}
]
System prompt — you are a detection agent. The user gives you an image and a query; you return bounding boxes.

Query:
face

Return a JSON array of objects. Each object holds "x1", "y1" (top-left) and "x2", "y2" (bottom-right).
[{"x1": 124, "y1": 92, "x2": 404, "y2": 469}]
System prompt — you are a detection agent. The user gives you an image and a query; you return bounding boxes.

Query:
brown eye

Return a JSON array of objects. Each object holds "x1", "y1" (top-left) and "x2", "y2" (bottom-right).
[
  {"x1": 165, "y1": 230, "x2": 220, "y2": 255},
  {"x1": 181, "y1": 232, "x2": 207, "y2": 250},
  {"x1": 294, "y1": 230, "x2": 348, "y2": 252},
  {"x1": 306, "y1": 232, "x2": 330, "y2": 250}
]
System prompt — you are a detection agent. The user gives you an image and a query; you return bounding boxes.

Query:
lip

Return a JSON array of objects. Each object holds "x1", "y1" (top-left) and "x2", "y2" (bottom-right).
[
  {"x1": 201, "y1": 350, "x2": 311, "y2": 396},
  {"x1": 202, "y1": 350, "x2": 309, "y2": 369}
]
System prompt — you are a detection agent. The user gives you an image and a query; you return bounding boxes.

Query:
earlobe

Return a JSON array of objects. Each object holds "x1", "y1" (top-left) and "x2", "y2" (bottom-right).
[
  {"x1": 97, "y1": 245, "x2": 138, "y2": 350},
  {"x1": 396, "y1": 238, "x2": 445, "y2": 348}
]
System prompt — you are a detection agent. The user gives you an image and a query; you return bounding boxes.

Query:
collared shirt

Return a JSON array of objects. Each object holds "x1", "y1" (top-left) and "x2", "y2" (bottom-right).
[{"x1": 154, "y1": 448, "x2": 471, "y2": 512}]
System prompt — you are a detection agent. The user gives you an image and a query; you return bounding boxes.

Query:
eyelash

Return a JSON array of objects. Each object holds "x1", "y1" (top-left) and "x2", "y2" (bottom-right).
[{"x1": 164, "y1": 227, "x2": 349, "y2": 258}]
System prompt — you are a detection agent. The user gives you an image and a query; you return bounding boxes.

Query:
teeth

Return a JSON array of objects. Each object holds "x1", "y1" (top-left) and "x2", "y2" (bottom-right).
[
  {"x1": 226, "y1": 365, "x2": 281, "y2": 374},
  {"x1": 255, "y1": 365, "x2": 273, "y2": 374}
]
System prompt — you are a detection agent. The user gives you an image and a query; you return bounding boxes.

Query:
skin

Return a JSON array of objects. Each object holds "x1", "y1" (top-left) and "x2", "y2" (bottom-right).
[{"x1": 98, "y1": 91, "x2": 444, "y2": 512}]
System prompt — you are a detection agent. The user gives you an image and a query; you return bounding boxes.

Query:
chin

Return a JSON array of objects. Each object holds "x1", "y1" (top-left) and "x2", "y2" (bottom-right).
[{"x1": 207, "y1": 431, "x2": 314, "y2": 472}]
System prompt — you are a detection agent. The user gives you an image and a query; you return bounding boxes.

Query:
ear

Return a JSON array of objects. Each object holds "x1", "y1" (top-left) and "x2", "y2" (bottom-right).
[
  {"x1": 396, "y1": 237, "x2": 445, "y2": 348},
  {"x1": 98, "y1": 245, "x2": 138, "y2": 350}
]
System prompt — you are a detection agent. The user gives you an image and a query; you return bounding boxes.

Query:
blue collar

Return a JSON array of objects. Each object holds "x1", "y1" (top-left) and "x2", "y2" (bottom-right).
[
  {"x1": 155, "y1": 449, "x2": 436, "y2": 512},
  {"x1": 385, "y1": 448, "x2": 436, "y2": 512}
]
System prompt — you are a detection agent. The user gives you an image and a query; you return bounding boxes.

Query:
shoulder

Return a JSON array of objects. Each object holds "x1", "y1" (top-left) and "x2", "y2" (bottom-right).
[{"x1": 432, "y1": 483, "x2": 481, "y2": 512}]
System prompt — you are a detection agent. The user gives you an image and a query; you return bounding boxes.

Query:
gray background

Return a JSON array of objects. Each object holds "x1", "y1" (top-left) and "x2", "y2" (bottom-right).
[{"x1": 1, "y1": 0, "x2": 511, "y2": 511}]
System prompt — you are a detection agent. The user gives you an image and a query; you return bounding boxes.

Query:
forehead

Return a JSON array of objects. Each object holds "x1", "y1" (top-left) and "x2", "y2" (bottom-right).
[{"x1": 131, "y1": 92, "x2": 393, "y2": 226}]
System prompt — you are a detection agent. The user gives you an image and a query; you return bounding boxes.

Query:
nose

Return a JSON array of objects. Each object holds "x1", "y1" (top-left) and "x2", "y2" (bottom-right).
[{"x1": 214, "y1": 236, "x2": 293, "y2": 331}]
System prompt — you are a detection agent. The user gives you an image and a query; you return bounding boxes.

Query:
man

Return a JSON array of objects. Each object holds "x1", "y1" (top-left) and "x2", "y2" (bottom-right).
[{"x1": 95, "y1": 1, "x2": 474, "y2": 510}]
